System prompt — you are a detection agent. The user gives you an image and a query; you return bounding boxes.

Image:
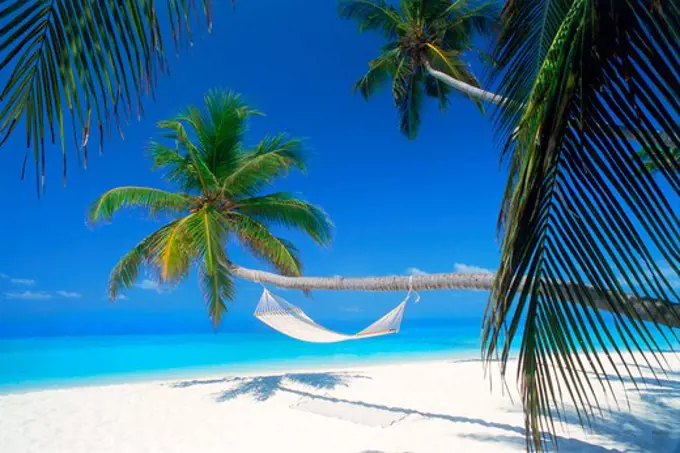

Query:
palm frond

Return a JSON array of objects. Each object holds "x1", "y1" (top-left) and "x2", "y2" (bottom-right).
[
  {"x1": 192, "y1": 207, "x2": 232, "y2": 326},
  {"x1": 398, "y1": 0, "x2": 419, "y2": 23},
  {"x1": 0, "y1": 0, "x2": 215, "y2": 192},
  {"x1": 221, "y1": 134, "x2": 306, "y2": 197},
  {"x1": 156, "y1": 214, "x2": 198, "y2": 282},
  {"x1": 88, "y1": 186, "x2": 192, "y2": 223},
  {"x1": 108, "y1": 218, "x2": 186, "y2": 299},
  {"x1": 108, "y1": 237, "x2": 152, "y2": 301},
  {"x1": 176, "y1": 90, "x2": 262, "y2": 181},
  {"x1": 234, "y1": 192, "x2": 334, "y2": 246},
  {"x1": 421, "y1": 0, "x2": 458, "y2": 20},
  {"x1": 485, "y1": 1, "x2": 680, "y2": 451},
  {"x1": 491, "y1": 0, "x2": 572, "y2": 141},
  {"x1": 148, "y1": 142, "x2": 205, "y2": 192},
  {"x1": 199, "y1": 255, "x2": 234, "y2": 327},
  {"x1": 423, "y1": 73, "x2": 450, "y2": 111},
  {"x1": 393, "y1": 63, "x2": 422, "y2": 139},
  {"x1": 353, "y1": 50, "x2": 401, "y2": 100},
  {"x1": 338, "y1": 0, "x2": 404, "y2": 39},
  {"x1": 156, "y1": 117, "x2": 218, "y2": 193},
  {"x1": 441, "y1": 1, "x2": 499, "y2": 37},
  {"x1": 228, "y1": 212, "x2": 303, "y2": 277}
]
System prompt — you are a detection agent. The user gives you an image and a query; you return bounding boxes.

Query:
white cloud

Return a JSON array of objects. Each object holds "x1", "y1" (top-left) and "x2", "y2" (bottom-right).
[
  {"x1": 55, "y1": 290, "x2": 82, "y2": 299},
  {"x1": 619, "y1": 261, "x2": 679, "y2": 290},
  {"x1": 100, "y1": 294, "x2": 129, "y2": 301},
  {"x1": 406, "y1": 267, "x2": 428, "y2": 276},
  {"x1": 0, "y1": 273, "x2": 8, "y2": 279},
  {"x1": 5, "y1": 290, "x2": 53, "y2": 300},
  {"x1": 136, "y1": 279, "x2": 162, "y2": 292},
  {"x1": 10, "y1": 278, "x2": 36, "y2": 286},
  {"x1": 453, "y1": 263, "x2": 495, "y2": 274}
]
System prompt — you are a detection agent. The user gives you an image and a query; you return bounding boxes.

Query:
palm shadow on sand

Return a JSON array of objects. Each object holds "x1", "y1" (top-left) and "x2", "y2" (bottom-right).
[
  {"x1": 172, "y1": 372, "x2": 370, "y2": 402},
  {"x1": 171, "y1": 368, "x2": 680, "y2": 452}
]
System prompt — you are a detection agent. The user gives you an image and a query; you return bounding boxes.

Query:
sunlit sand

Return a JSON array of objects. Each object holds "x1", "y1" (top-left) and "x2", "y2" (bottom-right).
[{"x1": 1, "y1": 353, "x2": 678, "y2": 453}]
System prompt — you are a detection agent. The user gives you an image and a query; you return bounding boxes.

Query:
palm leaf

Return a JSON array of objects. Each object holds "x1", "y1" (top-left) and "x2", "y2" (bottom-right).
[
  {"x1": 108, "y1": 218, "x2": 186, "y2": 299},
  {"x1": 156, "y1": 117, "x2": 218, "y2": 193},
  {"x1": 441, "y1": 1, "x2": 499, "y2": 37},
  {"x1": 88, "y1": 186, "x2": 191, "y2": 223},
  {"x1": 221, "y1": 134, "x2": 306, "y2": 197},
  {"x1": 491, "y1": 0, "x2": 573, "y2": 140},
  {"x1": 192, "y1": 206, "x2": 232, "y2": 326},
  {"x1": 485, "y1": 1, "x2": 680, "y2": 451},
  {"x1": 234, "y1": 192, "x2": 334, "y2": 246},
  {"x1": 354, "y1": 49, "x2": 401, "y2": 100},
  {"x1": 228, "y1": 212, "x2": 303, "y2": 277},
  {"x1": 199, "y1": 255, "x2": 234, "y2": 327},
  {"x1": 148, "y1": 142, "x2": 206, "y2": 193},
  {"x1": 0, "y1": 0, "x2": 215, "y2": 192},
  {"x1": 393, "y1": 62, "x2": 422, "y2": 139},
  {"x1": 174, "y1": 90, "x2": 262, "y2": 181},
  {"x1": 157, "y1": 214, "x2": 197, "y2": 281},
  {"x1": 423, "y1": 73, "x2": 450, "y2": 111},
  {"x1": 421, "y1": 0, "x2": 458, "y2": 20},
  {"x1": 338, "y1": 0, "x2": 404, "y2": 39}
]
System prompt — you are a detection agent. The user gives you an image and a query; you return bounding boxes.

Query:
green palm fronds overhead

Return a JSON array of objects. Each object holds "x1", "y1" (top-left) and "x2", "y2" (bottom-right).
[
  {"x1": 0, "y1": 1, "x2": 217, "y2": 192},
  {"x1": 88, "y1": 90, "x2": 333, "y2": 326},
  {"x1": 483, "y1": 1, "x2": 679, "y2": 451},
  {"x1": 340, "y1": 0, "x2": 499, "y2": 139}
]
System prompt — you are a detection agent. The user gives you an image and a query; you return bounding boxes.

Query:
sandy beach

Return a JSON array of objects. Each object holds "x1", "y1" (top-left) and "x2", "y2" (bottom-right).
[{"x1": 1, "y1": 353, "x2": 679, "y2": 453}]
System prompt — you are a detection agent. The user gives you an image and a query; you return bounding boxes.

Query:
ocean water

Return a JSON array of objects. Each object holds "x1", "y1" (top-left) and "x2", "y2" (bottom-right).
[{"x1": 0, "y1": 318, "x2": 486, "y2": 393}]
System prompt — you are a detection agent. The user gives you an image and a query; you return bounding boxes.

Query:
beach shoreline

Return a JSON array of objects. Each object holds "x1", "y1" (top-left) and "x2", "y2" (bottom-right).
[
  {"x1": 1, "y1": 352, "x2": 678, "y2": 453},
  {"x1": 0, "y1": 348, "x2": 484, "y2": 396}
]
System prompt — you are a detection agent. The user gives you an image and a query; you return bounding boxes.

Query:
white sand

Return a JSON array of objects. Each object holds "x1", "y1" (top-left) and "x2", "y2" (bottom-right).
[{"x1": 1, "y1": 353, "x2": 679, "y2": 453}]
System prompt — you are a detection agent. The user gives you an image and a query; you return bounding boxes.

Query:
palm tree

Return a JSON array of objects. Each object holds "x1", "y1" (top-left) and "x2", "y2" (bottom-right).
[
  {"x1": 0, "y1": 1, "x2": 223, "y2": 192},
  {"x1": 481, "y1": 1, "x2": 680, "y2": 451},
  {"x1": 88, "y1": 90, "x2": 333, "y2": 326},
  {"x1": 339, "y1": 0, "x2": 501, "y2": 139}
]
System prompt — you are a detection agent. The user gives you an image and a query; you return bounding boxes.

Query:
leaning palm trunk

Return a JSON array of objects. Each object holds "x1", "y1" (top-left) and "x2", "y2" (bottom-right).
[
  {"x1": 423, "y1": 62, "x2": 507, "y2": 105},
  {"x1": 229, "y1": 265, "x2": 680, "y2": 328}
]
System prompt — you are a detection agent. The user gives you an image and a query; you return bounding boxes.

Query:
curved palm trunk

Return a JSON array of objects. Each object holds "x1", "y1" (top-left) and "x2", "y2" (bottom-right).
[
  {"x1": 423, "y1": 62, "x2": 507, "y2": 105},
  {"x1": 230, "y1": 264, "x2": 680, "y2": 328}
]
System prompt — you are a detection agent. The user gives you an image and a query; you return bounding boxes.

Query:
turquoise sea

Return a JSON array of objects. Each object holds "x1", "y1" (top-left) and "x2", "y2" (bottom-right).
[{"x1": 0, "y1": 318, "x2": 486, "y2": 393}]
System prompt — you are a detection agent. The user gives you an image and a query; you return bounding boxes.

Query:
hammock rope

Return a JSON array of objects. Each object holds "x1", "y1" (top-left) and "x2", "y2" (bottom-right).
[{"x1": 254, "y1": 288, "x2": 413, "y2": 343}]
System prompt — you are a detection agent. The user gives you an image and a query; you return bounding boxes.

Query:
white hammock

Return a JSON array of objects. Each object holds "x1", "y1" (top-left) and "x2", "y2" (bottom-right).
[{"x1": 254, "y1": 288, "x2": 412, "y2": 343}]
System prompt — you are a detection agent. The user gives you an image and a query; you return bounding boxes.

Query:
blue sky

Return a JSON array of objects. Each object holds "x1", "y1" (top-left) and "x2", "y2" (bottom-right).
[{"x1": 0, "y1": 0, "x2": 508, "y2": 337}]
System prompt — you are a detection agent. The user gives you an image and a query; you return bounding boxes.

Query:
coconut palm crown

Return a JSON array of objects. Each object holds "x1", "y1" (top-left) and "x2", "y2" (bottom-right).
[
  {"x1": 340, "y1": 0, "x2": 498, "y2": 139},
  {"x1": 88, "y1": 90, "x2": 333, "y2": 326}
]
